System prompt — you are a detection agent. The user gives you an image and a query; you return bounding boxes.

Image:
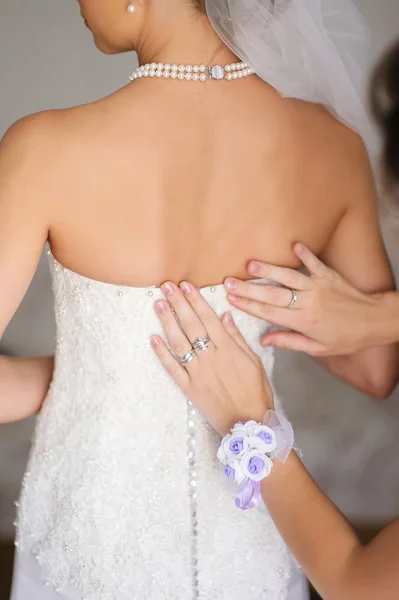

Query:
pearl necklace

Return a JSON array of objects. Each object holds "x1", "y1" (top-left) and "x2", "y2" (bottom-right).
[{"x1": 128, "y1": 61, "x2": 255, "y2": 83}]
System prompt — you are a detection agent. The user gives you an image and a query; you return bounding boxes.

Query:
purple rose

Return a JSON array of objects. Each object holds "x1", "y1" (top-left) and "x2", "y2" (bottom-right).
[
  {"x1": 224, "y1": 465, "x2": 236, "y2": 480},
  {"x1": 220, "y1": 433, "x2": 249, "y2": 461},
  {"x1": 253, "y1": 426, "x2": 277, "y2": 452},
  {"x1": 229, "y1": 437, "x2": 244, "y2": 455},
  {"x1": 242, "y1": 451, "x2": 273, "y2": 482},
  {"x1": 258, "y1": 432, "x2": 274, "y2": 445},
  {"x1": 247, "y1": 456, "x2": 265, "y2": 476}
]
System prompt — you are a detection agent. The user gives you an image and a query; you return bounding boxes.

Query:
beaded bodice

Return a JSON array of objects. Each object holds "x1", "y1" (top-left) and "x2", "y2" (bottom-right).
[{"x1": 16, "y1": 251, "x2": 293, "y2": 600}]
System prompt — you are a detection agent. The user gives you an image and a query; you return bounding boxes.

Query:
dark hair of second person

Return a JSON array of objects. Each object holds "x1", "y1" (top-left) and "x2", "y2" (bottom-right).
[{"x1": 371, "y1": 39, "x2": 399, "y2": 184}]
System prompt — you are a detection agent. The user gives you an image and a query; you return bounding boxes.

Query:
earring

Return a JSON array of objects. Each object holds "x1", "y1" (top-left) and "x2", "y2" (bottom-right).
[
  {"x1": 127, "y1": 1, "x2": 136, "y2": 13},
  {"x1": 127, "y1": 0, "x2": 142, "y2": 13}
]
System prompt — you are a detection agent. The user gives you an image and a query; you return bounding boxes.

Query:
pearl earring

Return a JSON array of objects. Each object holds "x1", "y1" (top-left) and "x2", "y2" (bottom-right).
[{"x1": 127, "y1": 1, "x2": 136, "y2": 13}]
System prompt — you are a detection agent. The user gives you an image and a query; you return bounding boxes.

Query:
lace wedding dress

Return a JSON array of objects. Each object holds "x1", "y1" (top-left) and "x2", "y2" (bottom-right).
[{"x1": 11, "y1": 250, "x2": 308, "y2": 600}]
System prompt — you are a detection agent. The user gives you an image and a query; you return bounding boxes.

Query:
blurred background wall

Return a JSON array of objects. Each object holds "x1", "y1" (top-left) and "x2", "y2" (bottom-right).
[{"x1": 0, "y1": 0, "x2": 399, "y2": 546}]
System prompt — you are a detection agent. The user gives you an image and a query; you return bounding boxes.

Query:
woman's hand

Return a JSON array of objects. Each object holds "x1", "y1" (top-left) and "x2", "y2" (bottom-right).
[
  {"x1": 151, "y1": 281, "x2": 274, "y2": 437},
  {"x1": 224, "y1": 243, "x2": 385, "y2": 357}
]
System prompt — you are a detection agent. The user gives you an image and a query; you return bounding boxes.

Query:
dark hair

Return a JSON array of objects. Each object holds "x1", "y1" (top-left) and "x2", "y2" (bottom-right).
[
  {"x1": 194, "y1": 0, "x2": 206, "y2": 11},
  {"x1": 371, "y1": 40, "x2": 399, "y2": 185}
]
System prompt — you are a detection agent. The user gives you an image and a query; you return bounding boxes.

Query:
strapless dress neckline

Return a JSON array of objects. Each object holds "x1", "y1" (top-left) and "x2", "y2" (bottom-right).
[{"x1": 47, "y1": 247, "x2": 264, "y2": 294}]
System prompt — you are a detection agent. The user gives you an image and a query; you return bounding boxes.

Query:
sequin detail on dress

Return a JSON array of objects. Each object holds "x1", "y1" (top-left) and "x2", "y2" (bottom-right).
[{"x1": 15, "y1": 251, "x2": 293, "y2": 600}]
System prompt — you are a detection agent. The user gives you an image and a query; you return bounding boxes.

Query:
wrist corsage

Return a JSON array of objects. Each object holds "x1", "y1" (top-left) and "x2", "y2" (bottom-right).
[{"x1": 217, "y1": 410, "x2": 295, "y2": 510}]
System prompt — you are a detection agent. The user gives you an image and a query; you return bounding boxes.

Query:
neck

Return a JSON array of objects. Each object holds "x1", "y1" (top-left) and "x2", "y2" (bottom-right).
[{"x1": 135, "y1": 10, "x2": 238, "y2": 67}]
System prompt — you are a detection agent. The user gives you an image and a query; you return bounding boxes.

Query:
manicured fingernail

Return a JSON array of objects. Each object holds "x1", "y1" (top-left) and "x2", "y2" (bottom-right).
[
  {"x1": 228, "y1": 294, "x2": 241, "y2": 303},
  {"x1": 248, "y1": 262, "x2": 261, "y2": 275},
  {"x1": 180, "y1": 282, "x2": 192, "y2": 295},
  {"x1": 155, "y1": 300, "x2": 168, "y2": 314},
  {"x1": 224, "y1": 313, "x2": 233, "y2": 326},
  {"x1": 151, "y1": 336, "x2": 160, "y2": 347},
  {"x1": 161, "y1": 282, "x2": 175, "y2": 297},
  {"x1": 225, "y1": 278, "x2": 237, "y2": 291},
  {"x1": 295, "y1": 243, "x2": 304, "y2": 254}
]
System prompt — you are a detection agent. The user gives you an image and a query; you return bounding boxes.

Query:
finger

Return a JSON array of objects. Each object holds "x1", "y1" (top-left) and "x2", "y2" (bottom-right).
[
  {"x1": 221, "y1": 312, "x2": 254, "y2": 357},
  {"x1": 225, "y1": 279, "x2": 302, "y2": 309},
  {"x1": 246, "y1": 261, "x2": 310, "y2": 290},
  {"x1": 294, "y1": 243, "x2": 328, "y2": 278},
  {"x1": 227, "y1": 295, "x2": 299, "y2": 329},
  {"x1": 179, "y1": 281, "x2": 228, "y2": 348},
  {"x1": 154, "y1": 300, "x2": 197, "y2": 367},
  {"x1": 151, "y1": 336, "x2": 190, "y2": 388},
  {"x1": 161, "y1": 282, "x2": 210, "y2": 352},
  {"x1": 261, "y1": 331, "x2": 327, "y2": 356}
]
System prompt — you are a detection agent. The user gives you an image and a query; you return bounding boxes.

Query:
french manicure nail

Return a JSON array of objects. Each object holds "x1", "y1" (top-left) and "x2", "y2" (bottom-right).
[
  {"x1": 225, "y1": 278, "x2": 237, "y2": 291},
  {"x1": 180, "y1": 282, "x2": 191, "y2": 295},
  {"x1": 161, "y1": 282, "x2": 174, "y2": 297},
  {"x1": 224, "y1": 313, "x2": 233, "y2": 325},
  {"x1": 228, "y1": 294, "x2": 241, "y2": 303},
  {"x1": 155, "y1": 300, "x2": 168, "y2": 314},
  {"x1": 248, "y1": 262, "x2": 261, "y2": 275}
]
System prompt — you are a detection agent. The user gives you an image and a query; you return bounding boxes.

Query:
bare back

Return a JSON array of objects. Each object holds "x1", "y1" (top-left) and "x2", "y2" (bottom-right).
[
  {"x1": 36, "y1": 77, "x2": 366, "y2": 286},
  {"x1": 0, "y1": 74, "x2": 393, "y2": 338}
]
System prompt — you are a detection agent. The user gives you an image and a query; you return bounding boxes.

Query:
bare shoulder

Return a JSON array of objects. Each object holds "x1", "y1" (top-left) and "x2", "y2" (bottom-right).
[
  {"x1": 1, "y1": 92, "x2": 133, "y2": 163},
  {"x1": 0, "y1": 109, "x2": 74, "y2": 190},
  {"x1": 0, "y1": 104, "x2": 94, "y2": 157},
  {"x1": 283, "y1": 98, "x2": 375, "y2": 211},
  {"x1": 1, "y1": 110, "x2": 64, "y2": 156},
  {"x1": 0, "y1": 105, "x2": 95, "y2": 209}
]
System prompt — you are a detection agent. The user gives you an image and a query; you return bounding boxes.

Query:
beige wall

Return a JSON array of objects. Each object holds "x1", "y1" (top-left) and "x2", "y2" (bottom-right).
[{"x1": 0, "y1": 0, "x2": 399, "y2": 539}]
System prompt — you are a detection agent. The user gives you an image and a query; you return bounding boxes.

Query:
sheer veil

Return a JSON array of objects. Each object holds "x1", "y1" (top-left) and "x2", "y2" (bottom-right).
[{"x1": 206, "y1": 0, "x2": 378, "y2": 157}]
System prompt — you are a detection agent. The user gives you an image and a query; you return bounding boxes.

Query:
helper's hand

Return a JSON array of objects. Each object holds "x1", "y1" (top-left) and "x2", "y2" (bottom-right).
[
  {"x1": 224, "y1": 243, "x2": 382, "y2": 356},
  {"x1": 151, "y1": 280, "x2": 274, "y2": 437}
]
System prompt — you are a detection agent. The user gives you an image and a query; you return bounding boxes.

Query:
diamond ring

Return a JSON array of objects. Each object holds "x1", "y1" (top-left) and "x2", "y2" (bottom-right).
[
  {"x1": 192, "y1": 336, "x2": 211, "y2": 352},
  {"x1": 287, "y1": 289, "x2": 299, "y2": 309},
  {"x1": 178, "y1": 350, "x2": 196, "y2": 366}
]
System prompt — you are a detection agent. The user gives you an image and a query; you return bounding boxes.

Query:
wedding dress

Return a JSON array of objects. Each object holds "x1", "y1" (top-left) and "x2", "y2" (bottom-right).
[
  {"x1": 7, "y1": 0, "x2": 374, "y2": 600},
  {"x1": 10, "y1": 2, "x2": 371, "y2": 595},
  {"x1": 11, "y1": 250, "x2": 308, "y2": 600}
]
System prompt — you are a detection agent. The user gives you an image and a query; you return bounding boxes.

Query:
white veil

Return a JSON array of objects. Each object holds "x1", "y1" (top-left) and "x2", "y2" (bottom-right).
[{"x1": 206, "y1": 0, "x2": 378, "y2": 157}]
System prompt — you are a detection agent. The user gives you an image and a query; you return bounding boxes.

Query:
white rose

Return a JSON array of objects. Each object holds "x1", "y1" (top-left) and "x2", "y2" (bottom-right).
[
  {"x1": 241, "y1": 451, "x2": 273, "y2": 482},
  {"x1": 220, "y1": 432, "x2": 250, "y2": 462},
  {"x1": 231, "y1": 420, "x2": 258, "y2": 438},
  {"x1": 252, "y1": 425, "x2": 277, "y2": 453},
  {"x1": 217, "y1": 434, "x2": 231, "y2": 464},
  {"x1": 247, "y1": 435, "x2": 269, "y2": 453},
  {"x1": 223, "y1": 459, "x2": 246, "y2": 485}
]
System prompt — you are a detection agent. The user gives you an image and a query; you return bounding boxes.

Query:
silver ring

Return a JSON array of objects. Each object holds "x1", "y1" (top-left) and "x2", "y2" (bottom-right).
[
  {"x1": 192, "y1": 336, "x2": 211, "y2": 352},
  {"x1": 178, "y1": 350, "x2": 196, "y2": 366},
  {"x1": 287, "y1": 289, "x2": 299, "y2": 309}
]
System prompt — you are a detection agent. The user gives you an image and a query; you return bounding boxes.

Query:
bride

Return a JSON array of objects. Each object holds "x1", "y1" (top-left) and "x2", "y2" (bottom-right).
[{"x1": 1, "y1": 0, "x2": 398, "y2": 599}]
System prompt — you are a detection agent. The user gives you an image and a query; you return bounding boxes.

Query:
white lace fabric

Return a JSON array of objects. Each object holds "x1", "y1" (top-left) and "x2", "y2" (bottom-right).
[{"x1": 16, "y1": 252, "x2": 293, "y2": 600}]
